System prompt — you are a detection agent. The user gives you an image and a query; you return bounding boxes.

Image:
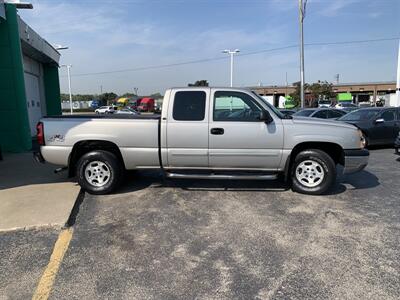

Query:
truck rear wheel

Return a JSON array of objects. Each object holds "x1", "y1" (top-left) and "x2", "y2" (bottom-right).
[
  {"x1": 291, "y1": 149, "x2": 336, "y2": 195},
  {"x1": 76, "y1": 150, "x2": 123, "y2": 195}
]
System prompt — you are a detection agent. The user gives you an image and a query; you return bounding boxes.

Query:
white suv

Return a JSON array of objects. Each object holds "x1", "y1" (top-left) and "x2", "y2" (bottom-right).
[
  {"x1": 95, "y1": 106, "x2": 115, "y2": 114},
  {"x1": 335, "y1": 102, "x2": 358, "y2": 110}
]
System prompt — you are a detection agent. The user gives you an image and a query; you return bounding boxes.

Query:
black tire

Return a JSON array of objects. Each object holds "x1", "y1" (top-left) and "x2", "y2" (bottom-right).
[
  {"x1": 76, "y1": 150, "x2": 123, "y2": 195},
  {"x1": 291, "y1": 149, "x2": 336, "y2": 195}
]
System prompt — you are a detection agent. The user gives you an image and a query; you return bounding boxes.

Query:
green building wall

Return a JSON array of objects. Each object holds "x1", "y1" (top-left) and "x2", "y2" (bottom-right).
[
  {"x1": 44, "y1": 65, "x2": 62, "y2": 116},
  {"x1": 0, "y1": 4, "x2": 61, "y2": 152},
  {"x1": 0, "y1": 4, "x2": 31, "y2": 152}
]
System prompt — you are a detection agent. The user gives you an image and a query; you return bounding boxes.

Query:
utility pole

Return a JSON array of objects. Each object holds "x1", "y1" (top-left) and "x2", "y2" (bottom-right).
[
  {"x1": 396, "y1": 39, "x2": 400, "y2": 107},
  {"x1": 335, "y1": 74, "x2": 340, "y2": 84},
  {"x1": 54, "y1": 46, "x2": 70, "y2": 113},
  {"x1": 61, "y1": 65, "x2": 73, "y2": 114},
  {"x1": 100, "y1": 85, "x2": 103, "y2": 94},
  {"x1": 134, "y1": 87, "x2": 139, "y2": 96},
  {"x1": 299, "y1": 0, "x2": 307, "y2": 108},
  {"x1": 285, "y1": 71, "x2": 288, "y2": 97},
  {"x1": 222, "y1": 49, "x2": 240, "y2": 87}
]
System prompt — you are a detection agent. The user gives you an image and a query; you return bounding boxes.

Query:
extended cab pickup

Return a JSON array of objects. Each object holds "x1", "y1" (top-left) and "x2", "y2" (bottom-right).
[{"x1": 35, "y1": 87, "x2": 369, "y2": 195}]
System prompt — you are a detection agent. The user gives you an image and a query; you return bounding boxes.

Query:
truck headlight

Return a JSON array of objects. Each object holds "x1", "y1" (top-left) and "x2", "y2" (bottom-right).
[{"x1": 358, "y1": 129, "x2": 366, "y2": 149}]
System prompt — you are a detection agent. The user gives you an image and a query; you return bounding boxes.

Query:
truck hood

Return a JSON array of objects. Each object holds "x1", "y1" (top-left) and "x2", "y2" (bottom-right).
[{"x1": 290, "y1": 117, "x2": 357, "y2": 130}]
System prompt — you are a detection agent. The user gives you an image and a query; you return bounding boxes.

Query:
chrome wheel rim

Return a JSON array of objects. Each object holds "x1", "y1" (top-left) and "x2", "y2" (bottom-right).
[
  {"x1": 295, "y1": 160, "x2": 325, "y2": 188},
  {"x1": 84, "y1": 161, "x2": 111, "y2": 187}
]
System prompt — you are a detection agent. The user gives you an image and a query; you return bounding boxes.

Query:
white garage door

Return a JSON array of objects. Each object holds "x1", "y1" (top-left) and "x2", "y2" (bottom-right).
[
  {"x1": 23, "y1": 55, "x2": 46, "y2": 137},
  {"x1": 24, "y1": 73, "x2": 42, "y2": 136}
]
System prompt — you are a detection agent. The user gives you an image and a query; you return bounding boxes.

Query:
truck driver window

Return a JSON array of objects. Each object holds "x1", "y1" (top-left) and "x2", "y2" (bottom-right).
[
  {"x1": 213, "y1": 91, "x2": 261, "y2": 122},
  {"x1": 173, "y1": 91, "x2": 206, "y2": 121}
]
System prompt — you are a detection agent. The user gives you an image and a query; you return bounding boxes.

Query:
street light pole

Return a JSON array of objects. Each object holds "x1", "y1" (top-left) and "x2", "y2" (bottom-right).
[
  {"x1": 61, "y1": 64, "x2": 73, "y2": 114},
  {"x1": 396, "y1": 39, "x2": 400, "y2": 107},
  {"x1": 55, "y1": 46, "x2": 71, "y2": 114},
  {"x1": 66, "y1": 65, "x2": 73, "y2": 114},
  {"x1": 285, "y1": 71, "x2": 288, "y2": 97},
  {"x1": 230, "y1": 52, "x2": 234, "y2": 87},
  {"x1": 299, "y1": 0, "x2": 307, "y2": 108},
  {"x1": 222, "y1": 49, "x2": 240, "y2": 87}
]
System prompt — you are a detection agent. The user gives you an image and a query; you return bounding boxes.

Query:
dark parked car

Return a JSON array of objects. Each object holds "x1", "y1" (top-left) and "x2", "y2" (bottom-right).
[
  {"x1": 279, "y1": 109, "x2": 297, "y2": 116},
  {"x1": 395, "y1": 132, "x2": 400, "y2": 155},
  {"x1": 293, "y1": 108, "x2": 347, "y2": 119},
  {"x1": 338, "y1": 107, "x2": 400, "y2": 147}
]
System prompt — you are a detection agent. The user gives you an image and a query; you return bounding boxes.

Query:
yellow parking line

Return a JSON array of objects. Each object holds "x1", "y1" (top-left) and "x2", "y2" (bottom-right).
[{"x1": 32, "y1": 227, "x2": 74, "y2": 300}]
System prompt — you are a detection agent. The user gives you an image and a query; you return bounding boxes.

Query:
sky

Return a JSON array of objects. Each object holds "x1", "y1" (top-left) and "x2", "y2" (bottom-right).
[{"x1": 18, "y1": 0, "x2": 400, "y2": 96}]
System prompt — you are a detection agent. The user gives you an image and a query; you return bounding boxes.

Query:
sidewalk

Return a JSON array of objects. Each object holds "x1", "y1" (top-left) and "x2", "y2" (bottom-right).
[{"x1": 0, "y1": 152, "x2": 80, "y2": 231}]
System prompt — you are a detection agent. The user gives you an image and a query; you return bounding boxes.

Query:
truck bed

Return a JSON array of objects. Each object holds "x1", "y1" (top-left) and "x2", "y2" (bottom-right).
[
  {"x1": 40, "y1": 114, "x2": 161, "y2": 168},
  {"x1": 44, "y1": 114, "x2": 161, "y2": 120}
]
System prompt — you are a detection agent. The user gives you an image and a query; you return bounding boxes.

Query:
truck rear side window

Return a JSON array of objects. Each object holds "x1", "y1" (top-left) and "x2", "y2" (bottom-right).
[{"x1": 173, "y1": 91, "x2": 206, "y2": 121}]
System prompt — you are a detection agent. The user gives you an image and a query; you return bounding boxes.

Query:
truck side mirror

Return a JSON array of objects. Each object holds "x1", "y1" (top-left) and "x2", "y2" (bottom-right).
[
  {"x1": 259, "y1": 111, "x2": 273, "y2": 124},
  {"x1": 374, "y1": 118, "x2": 384, "y2": 124}
]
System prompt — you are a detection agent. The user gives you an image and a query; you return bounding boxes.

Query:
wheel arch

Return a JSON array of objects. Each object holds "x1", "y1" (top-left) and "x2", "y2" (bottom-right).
[
  {"x1": 68, "y1": 140, "x2": 125, "y2": 177},
  {"x1": 283, "y1": 141, "x2": 344, "y2": 181}
]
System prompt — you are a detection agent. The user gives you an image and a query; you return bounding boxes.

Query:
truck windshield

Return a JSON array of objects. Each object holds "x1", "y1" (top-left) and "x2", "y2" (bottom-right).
[{"x1": 251, "y1": 92, "x2": 286, "y2": 119}]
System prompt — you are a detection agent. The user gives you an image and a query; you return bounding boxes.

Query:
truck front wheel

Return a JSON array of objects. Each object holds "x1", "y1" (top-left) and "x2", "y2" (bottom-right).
[
  {"x1": 291, "y1": 149, "x2": 336, "y2": 195},
  {"x1": 76, "y1": 150, "x2": 123, "y2": 195}
]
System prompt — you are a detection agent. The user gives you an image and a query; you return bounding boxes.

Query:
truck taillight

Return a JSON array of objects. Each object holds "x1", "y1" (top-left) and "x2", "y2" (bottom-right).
[{"x1": 36, "y1": 122, "x2": 45, "y2": 145}]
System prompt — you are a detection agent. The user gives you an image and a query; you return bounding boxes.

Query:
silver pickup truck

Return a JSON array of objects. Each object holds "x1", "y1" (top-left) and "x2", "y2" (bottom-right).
[{"x1": 35, "y1": 87, "x2": 369, "y2": 195}]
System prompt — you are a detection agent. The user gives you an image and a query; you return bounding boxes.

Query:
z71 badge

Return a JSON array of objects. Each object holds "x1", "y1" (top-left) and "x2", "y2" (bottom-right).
[{"x1": 48, "y1": 134, "x2": 65, "y2": 142}]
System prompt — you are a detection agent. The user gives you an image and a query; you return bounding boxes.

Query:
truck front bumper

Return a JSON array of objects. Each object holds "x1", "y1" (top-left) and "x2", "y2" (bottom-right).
[{"x1": 343, "y1": 149, "x2": 369, "y2": 174}]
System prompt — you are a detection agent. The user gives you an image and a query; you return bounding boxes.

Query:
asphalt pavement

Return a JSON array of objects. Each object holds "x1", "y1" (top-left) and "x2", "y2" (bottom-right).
[
  {"x1": 1, "y1": 148, "x2": 399, "y2": 299},
  {"x1": 0, "y1": 228, "x2": 59, "y2": 299}
]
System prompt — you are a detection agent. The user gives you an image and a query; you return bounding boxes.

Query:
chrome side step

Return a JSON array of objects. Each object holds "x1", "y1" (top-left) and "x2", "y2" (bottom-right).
[{"x1": 165, "y1": 172, "x2": 278, "y2": 180}]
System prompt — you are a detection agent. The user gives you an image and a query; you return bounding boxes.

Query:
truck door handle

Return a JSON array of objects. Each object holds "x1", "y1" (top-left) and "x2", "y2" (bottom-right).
[{"x1": 210, "y1": 128, "x2": 224, "y2": 135}]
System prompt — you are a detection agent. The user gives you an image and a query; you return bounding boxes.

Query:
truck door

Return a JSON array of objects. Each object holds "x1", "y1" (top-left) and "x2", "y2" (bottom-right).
[
  {"x1": 166, "y1": 89, "x2": 210, "y2": 168},
  {"x1": 208, "y1": 90, "x2": 283, "y2": 170}
]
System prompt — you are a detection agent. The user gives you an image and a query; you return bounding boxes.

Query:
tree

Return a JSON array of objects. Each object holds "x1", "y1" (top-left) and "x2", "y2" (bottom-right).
[
  {"x1": 308, "y1": 80, "x2": 334, "y2": 101},
  {"x1": 60, "y1": 93, "x2": 95, "y2": 102},
  {"x1": 290, "y1": 81, "x2": 334, "y2": 107},
  {"x1": 60, "y1": 93, "x2": 69, "y2": 101},
  {"x1": 149, "y1": 92, "x2": 163, "y2": 99},
  {"x1": 188, "y1": 80, "x2": 209, "y2": 87},
  {"x1": 60, "y1": 92, "x2": 118, "y2": 104},
  {"x1": 120, "y1": 93, "x2": 136, "y2": 98},
  {"x1": 289, "y1": 81, "x2": 307, "y2": 107},
  {"x1": 99, "y1": 92, "x2": 118, "y2": 104}
]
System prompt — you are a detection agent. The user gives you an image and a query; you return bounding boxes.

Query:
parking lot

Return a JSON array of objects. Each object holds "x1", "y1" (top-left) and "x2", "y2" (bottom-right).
[{"x1": 1, "y1": 148, "x2": 399, "y2": 299}]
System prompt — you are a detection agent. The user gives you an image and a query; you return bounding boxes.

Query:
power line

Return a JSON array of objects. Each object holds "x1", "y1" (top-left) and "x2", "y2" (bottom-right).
[
  {"x1": 62, "y1": 37, "x2": 399, "y2": 78},
  {"x1": 62, "y1": 56, "x2": 228, "y2": 77}
]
